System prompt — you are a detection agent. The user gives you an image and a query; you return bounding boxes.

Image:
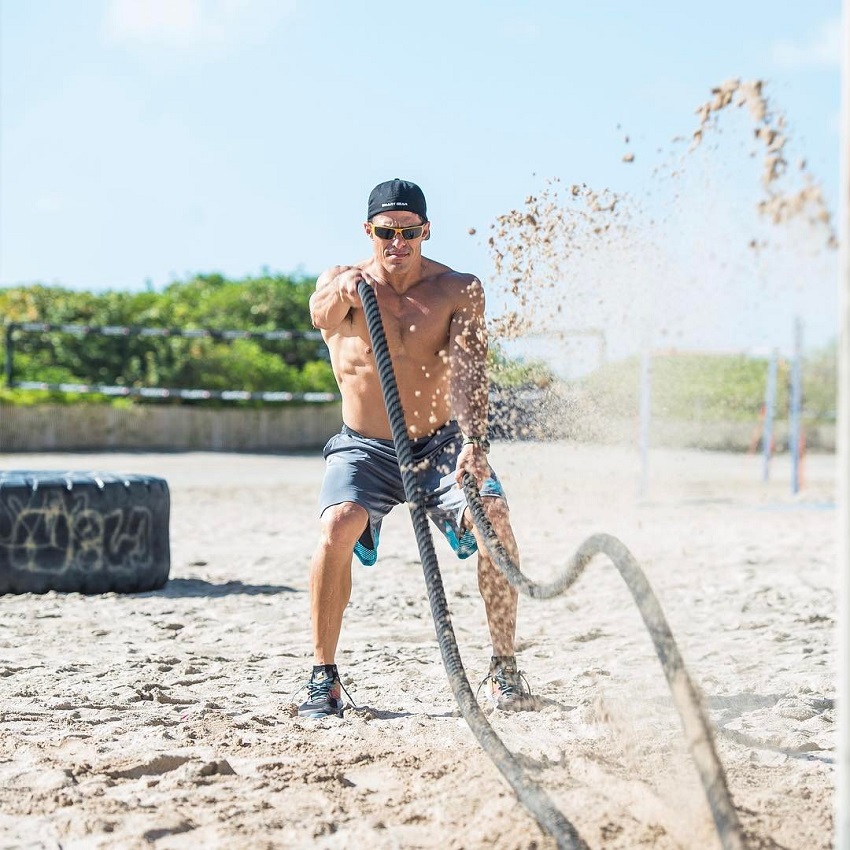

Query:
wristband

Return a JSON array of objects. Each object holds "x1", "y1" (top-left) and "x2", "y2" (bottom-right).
[{"x1": 462, "y1": 435, "x2": 491, "y2": 454}]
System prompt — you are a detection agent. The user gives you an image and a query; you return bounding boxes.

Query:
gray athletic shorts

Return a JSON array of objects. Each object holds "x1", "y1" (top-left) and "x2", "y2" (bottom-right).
[{"x1": 318, "y1": 421, "x2": 506, "y2": 566}]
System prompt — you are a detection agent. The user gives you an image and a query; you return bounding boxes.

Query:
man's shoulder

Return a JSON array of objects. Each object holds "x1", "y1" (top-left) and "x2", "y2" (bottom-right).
[
  {"x1": 315, "y1": 261, "x2": 371, "y2": 289},
  {"x1": 422, "y1": 259, "x2": 480, "y2": 288}
]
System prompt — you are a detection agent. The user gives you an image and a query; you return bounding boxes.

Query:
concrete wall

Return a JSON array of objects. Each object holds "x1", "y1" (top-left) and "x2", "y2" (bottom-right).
[
  {"x1": 0, "y1": 404, "x2": 343, "y2": 452},
  {"x1": 0, "y1": 403, "x2": 835, "y2": 453}
]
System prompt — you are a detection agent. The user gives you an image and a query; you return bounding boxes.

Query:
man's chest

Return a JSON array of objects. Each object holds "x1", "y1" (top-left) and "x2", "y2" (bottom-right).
[{"x1": 372, "y1": 292, "x2": 452, "y2": 355}]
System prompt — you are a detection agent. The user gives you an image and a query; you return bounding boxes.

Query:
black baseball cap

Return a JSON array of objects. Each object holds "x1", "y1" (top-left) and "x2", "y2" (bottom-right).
[{"x1": 367, "y1": 179, "x2": 428, "y2": 222}]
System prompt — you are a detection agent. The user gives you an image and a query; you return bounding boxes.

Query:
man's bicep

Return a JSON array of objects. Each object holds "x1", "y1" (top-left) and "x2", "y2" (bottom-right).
[
  {"x1": 452, "y1": 307, "x2": 487, "y2": 358},
  {"x1": 454, "y1": 274, "x2": 485, "y2": 327},
  {"x1": 450, "y1": 309, "x2": 473, "y2": 355}
]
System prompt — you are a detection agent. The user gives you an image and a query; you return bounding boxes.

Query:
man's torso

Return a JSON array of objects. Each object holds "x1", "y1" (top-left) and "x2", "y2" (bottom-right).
[{"x1": 323, "y1": 259, "x2": 474, "y2": 439}]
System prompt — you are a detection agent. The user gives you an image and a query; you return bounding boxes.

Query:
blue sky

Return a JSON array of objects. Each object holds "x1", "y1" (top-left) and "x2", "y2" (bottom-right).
[{"x1": 0, "y1": 0, "x2": 842, "y2": 360}]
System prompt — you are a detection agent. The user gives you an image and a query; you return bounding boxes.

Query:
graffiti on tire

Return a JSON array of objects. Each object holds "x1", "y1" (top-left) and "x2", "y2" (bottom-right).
[{"x1": 0, "y1": 490, "x2": 154, "y2": 572}]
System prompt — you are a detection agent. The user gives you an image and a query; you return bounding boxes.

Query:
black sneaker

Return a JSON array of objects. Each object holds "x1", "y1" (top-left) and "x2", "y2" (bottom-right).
[
  {"x1": 298, "y1": 665, "x2": 345, "y2": 719},
  {"x1": 479, "y1": 656, "x2": 537, "y2": 712}
]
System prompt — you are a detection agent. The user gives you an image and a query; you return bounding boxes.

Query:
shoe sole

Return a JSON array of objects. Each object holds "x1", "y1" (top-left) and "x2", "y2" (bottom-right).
[
  {"x1": 496, "y1": 696, "x2": 540, "y2": 712},
  {"x1": 297, "y1": 708, "x2": 344, "y2": 719}
]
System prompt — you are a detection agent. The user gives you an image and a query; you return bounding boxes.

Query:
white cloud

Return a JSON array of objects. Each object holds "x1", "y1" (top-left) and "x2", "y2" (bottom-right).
[
  {"x1": 102, "y1": 0, "x2": 296, "y2": 52},
  {"x1": 772, "y1": 17, "x2": 842, "y2": 69}
]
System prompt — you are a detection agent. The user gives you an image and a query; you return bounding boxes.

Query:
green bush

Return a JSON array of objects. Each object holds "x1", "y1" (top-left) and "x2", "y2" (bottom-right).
[
  {"x1": 2, "y1": 274, "x2": 834, "y2": 422},
  {"x1": 577, "y1": 349, "x2": 835, "y2": 423},
  {"x1": 0, "y1": 272, "x2": 335, "y2": 405},
  {"x1": 488, "y1": 342, "x2": 554, "y2": 389}
]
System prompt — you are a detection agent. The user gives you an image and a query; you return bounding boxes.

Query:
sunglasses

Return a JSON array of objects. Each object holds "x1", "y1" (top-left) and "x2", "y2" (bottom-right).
[{"x1": 370, "y1": 224, "x2": 426, "y2": 241}]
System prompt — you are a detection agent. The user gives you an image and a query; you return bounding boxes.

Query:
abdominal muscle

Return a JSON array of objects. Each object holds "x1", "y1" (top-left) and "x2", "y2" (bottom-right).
[{"x1": 332, "y1": 339, "x2": 452, "y2": 440}]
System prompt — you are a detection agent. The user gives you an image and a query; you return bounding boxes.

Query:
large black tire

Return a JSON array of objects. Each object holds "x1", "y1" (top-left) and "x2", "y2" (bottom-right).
[{"x1": 0, "y1": 471, "x2": 171, "y2": 594}]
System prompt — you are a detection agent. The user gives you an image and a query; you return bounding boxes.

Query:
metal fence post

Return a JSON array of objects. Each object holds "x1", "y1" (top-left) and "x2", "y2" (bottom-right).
[{"x1": 4, "y1": 323, "x2": 15, "y2": 388}]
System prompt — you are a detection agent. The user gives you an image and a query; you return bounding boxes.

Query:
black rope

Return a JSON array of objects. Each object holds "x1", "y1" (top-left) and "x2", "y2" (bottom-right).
[
  {"x1": 463, "y1": 479, "x2": 748, "y2": 849},
  {"x1": 358, "y1": 280, "x2": 587, "y2": 849},
  {"x1": 357, "y1": 279, "x2": 748, "y2": 850}
]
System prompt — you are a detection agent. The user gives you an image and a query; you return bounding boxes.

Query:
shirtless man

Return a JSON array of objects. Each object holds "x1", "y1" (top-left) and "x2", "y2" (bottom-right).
[{"x1": 299, "y1": 178, "x2": 532, "y2": 718}]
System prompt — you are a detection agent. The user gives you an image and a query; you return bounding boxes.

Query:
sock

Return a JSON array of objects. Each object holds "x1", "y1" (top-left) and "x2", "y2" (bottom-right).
[
  {"x1": 312, "y1": 664, "x2": 338, "y2": 679},
  {"x1": 490, "y1": 655, "x2": 517, "y2": 673}
]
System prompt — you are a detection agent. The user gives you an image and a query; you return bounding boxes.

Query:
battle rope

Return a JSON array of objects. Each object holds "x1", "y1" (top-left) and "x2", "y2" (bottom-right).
[
  {"x1": 358, "y1": 280, "x2": 587, "y2": 849},
  {"x1": 357, "y1": 279, "x2": 747, "y2": 850},
  {"x1": 463, "y1": 482, "x2": 748, "y2": 850}
]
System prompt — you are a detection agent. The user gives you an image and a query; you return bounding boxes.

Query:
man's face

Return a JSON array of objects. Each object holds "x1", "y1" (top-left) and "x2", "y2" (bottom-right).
[{"x1": 364, "y1": 211, "x2": 429, "y2": 270}]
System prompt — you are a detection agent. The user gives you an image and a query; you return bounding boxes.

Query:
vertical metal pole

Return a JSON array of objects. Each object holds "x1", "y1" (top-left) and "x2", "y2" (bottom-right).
[
  {"x1": 638, "y1": 348, "x2": 652, "y2": 498},
  {"x1": 789, "y1": 317, "x2": 803, "y2": 495},
  {"x1": 4, "y1": 323, "x2": 14, "y2": 388},
  {"x1": 837, "y1": 3, "x2": 850, "y2": 846},
  {"x1": 762, "y1": 350, "x2": 778, "y2": 483}
]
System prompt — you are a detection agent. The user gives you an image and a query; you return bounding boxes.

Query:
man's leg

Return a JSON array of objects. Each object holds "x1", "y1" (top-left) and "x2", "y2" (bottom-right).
[
  {"x1": 468, "y1": 498, "x2": 519, "y2": 656},
  {"x1": 468, "y1": 499, "x2": 535, "y2": 711},
  {"x1": 310, "y1": 501, "x2": 369, "y2": 664},
  {"x1": 299, "y1": 501, "x2": 369, "y2": 719}
]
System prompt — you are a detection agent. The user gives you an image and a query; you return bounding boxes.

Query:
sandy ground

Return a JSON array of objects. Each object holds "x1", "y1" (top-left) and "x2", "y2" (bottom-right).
[{"x1": 0, "y1": 443, "x2": 836, "y2": 850}]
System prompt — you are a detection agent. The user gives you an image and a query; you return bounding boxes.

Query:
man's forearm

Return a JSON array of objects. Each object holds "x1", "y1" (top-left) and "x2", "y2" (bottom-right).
[{"x1": 452, "y1": 357, "x2": 489, "y2": 437}]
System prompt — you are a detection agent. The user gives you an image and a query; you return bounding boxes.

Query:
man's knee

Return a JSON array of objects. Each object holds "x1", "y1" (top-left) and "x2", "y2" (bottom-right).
[{"x1": 318, "y1": 502, "x2": 369, "y2": 550}]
